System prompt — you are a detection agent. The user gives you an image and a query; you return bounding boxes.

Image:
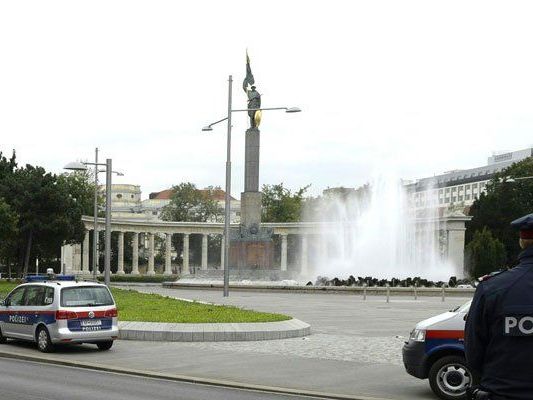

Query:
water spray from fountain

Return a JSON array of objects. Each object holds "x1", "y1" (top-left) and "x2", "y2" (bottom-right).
[{"x1": 302, "y1": 171, "x2": 456, "y2": 282}]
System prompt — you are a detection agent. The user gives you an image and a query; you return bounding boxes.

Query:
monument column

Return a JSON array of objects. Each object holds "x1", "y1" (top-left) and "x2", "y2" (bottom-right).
[
  {"x1": 131, "y1": 232, "x2": 139, "y2": 275},
  {"x1": 82, "y1": 231, "x2": 90, "y2": 274},
  {"x1": 165, "y1": 233, "x2": 172, "y2": 275},
  {"x1": 147, "y1": 233, "x2": 155, "y2": 275},
  {"x1": 241, "y1": 127, "x2": 262, "y2": 229},
  {"x1": 183, "y1": 233, "x2": 190, "y2": 274},
  {"x1": 201, "y1": 234, "x2": 208, "y2": 270},
  {"x1": 117, "y1": 231, "x2": 125, "y2": 275},
  {"x1": 280, "y1": 234, "x2": 288, "y2": 271}
]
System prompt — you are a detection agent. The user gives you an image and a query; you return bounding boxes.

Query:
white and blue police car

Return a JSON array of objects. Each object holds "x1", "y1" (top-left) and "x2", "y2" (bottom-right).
[
  {"x1": 402, "y1": 300, "x2": 472, "y2": 400},
  {"x1": 0, "y1": 271, "x2": 119, "y2": 352}
]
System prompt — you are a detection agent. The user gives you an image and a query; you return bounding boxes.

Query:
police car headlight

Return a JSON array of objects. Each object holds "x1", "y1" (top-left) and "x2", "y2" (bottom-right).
[{"x1": 409, "y1": 329, "x2": 426, "y2": 342}]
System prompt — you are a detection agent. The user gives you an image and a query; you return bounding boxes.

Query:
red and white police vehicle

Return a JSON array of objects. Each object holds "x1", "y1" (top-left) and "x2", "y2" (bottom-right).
[{"x1": 402, "y1": 301, "x2": 472, "y2": 400}]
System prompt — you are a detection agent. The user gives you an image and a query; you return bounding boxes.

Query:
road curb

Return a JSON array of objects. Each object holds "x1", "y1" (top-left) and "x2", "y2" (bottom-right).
[
  {"x1": 162, "y1": 282, "x2": 475, "y2": 297},
  {"x1": 0, "y1": 349, "x2": 392, "y2": 400},
  {"x1": 118, "y1": 318, "x2": 311, "y2": 342}
]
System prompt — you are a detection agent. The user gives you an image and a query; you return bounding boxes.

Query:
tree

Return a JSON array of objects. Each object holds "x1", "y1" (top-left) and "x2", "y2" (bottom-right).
[
  {"x1": 0, "y1": 150, "x2": 91, "y2": 276},
  {"x1": 10, "y1": 165, "x2": 86, "y2": 275},
  {"x1": 466, "y1": 157, "x2": 533, "y2": 265},
  {"x1": 160, "y1": 183, "x2": 221, "y2": 222},
  {"x1": 161, "y1": 183, "x2": 222, "y2": 268},
  {"x1": 57, "y1": 170, "x2": 99, "y2": 216},
  {"x1": 261, "y1": 183, "x2": 310, "y2": 222},
  {"x1": 465, "y1": 227, "x2": 507, "y2": 278},
  {"x1": 0, "y1": 198, "x2": 18, "y2": 270}
]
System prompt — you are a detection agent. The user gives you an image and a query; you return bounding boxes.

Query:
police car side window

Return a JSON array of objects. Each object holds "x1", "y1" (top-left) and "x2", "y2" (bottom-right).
[
  {"x1": 43, "y1": 287, "x2": 54, "y2": 305},
  {"x1": 24, "y1": 286, "x2": 46, "y2": 307},
  {"x1": 7, "y1": 287, "x2": 26, "y2": 306}
]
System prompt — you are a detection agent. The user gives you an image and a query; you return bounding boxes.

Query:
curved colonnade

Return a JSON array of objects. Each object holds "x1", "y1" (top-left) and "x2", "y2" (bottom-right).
[{"x1": 61, "y1": 215, "x2": 471, "y2": 277}]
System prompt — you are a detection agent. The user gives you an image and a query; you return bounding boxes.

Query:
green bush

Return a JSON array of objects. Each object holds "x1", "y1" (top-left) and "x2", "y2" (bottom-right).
[{"x1": 466, "y1": 227, "x2": 507, "y2": 278}]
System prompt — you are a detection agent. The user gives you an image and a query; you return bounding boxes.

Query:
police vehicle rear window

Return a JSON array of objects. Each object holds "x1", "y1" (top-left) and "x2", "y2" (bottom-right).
[{"x1": 60, "y1": 286, "x2": 114, "y2": 307}]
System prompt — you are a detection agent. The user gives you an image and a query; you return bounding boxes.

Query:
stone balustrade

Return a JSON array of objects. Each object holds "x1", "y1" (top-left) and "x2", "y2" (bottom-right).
[{"x1": 60, "y1": 214, "x2": 471, "y2": 277}]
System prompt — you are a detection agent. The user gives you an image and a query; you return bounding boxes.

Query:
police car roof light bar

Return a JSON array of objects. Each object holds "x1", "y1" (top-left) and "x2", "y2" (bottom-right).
[{"x1": 24, "y1": 274, "x2": 76, "y2": 283}]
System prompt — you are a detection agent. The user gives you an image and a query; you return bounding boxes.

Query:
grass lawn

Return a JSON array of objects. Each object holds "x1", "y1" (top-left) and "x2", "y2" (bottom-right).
[{"x1": 0, "y1": 281, "x2": 290, "y2": 323}]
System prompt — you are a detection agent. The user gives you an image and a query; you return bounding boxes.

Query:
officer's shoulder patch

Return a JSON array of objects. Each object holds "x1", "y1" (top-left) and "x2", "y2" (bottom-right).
[{"x1": 478, "y1": 269, "x2": 506, "y2": 282}]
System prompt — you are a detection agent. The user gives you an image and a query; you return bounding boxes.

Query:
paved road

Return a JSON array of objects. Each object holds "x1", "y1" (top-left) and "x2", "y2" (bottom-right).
[
  {"x1": 0, "y1": 288, "x2": 473, "y2": 400},
  {"x1": 0, "y1": 358, "x2": 318, "y2": 400}
]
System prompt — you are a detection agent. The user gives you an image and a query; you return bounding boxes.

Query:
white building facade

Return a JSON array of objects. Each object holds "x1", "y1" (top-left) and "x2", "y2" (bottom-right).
[
  {"x1": 104, "y1": 184, "x2": 241, "y2": 223},
  {"x1": 408, "y1": 147, "x2": 533, "y2": 209}
]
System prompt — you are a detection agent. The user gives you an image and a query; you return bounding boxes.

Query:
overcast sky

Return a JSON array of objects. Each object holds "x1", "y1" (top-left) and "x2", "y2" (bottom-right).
[{"x1": 1, "y1": 1, "x2": 532, "y2": 199}]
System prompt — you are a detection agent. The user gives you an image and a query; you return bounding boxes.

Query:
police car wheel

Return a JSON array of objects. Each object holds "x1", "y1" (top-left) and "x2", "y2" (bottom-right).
[
  {"x1": 36, "y1": 327, "x2": 54, "y2": 353},
  {"x1": 0, "y1": 328, "x2": 7, "y2": 344},
  {"x1": 429, "y1": 355, "x2": 471, "y2": 400},
  {"x1": 96, "y1": 341, "x2": 113, "y2": 351}
]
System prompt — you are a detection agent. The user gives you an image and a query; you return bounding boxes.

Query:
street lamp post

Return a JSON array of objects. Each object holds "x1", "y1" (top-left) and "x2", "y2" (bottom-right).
[
  {"x1": 64, "y1": 154, "x2": 122, "y2": 286},
  {"x1": 223, "y1": 75, "x2": 233, "y2": 297},
  {"x1": 93, "y1": 148, "x2": 99, "y2": 280},
  {"x1": 104, "y1": 158, "x2": 112, "y2": 286},
  {"x1": 203, "y1": 75, "x2": 301, "y2": 297}
]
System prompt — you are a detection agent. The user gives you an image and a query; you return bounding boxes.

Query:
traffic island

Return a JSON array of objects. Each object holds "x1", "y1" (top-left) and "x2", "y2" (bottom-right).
[{"x1": 110, "y1": 287, "x2": 311, "y2": 341}]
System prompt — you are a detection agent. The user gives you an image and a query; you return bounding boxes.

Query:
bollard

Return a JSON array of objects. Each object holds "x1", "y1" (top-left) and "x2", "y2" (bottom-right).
[
  {"x1": 386, "y1": 285, "x2": 390, "y2": 303},
  {"x1": 414, "y1": 284, "x2": 418, "y2": 300},
  {"x1": 363, "y1": 284, "x2": 367, "y2": 301},
  {"x1": 441, "y1": 285, "x2": 446, "y2": 302}
]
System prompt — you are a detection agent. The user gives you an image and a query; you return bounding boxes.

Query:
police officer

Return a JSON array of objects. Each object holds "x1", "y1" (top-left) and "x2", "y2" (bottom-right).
[{"x1": 465, "y1": 213, "x2": 533, "y2": 400}]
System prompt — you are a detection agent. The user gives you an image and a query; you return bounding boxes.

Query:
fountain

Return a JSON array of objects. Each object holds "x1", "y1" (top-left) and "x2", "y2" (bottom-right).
[{"x1": 303, "y1": 171, "x2": 456, "y2": 282}]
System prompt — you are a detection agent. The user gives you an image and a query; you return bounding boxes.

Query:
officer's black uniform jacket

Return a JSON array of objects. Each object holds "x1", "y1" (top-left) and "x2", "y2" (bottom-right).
[{"x1": 465, "y1": 246, "x2": 533, "y2": 399}]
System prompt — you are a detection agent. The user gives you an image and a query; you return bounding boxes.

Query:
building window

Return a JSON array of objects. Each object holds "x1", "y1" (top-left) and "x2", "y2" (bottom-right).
[
  {"x1": 131, "y1": 195, "x2": 134, "y2": 199},
  {"x1": 116, "y1": 194, "x2": 122, "y2": 199}
]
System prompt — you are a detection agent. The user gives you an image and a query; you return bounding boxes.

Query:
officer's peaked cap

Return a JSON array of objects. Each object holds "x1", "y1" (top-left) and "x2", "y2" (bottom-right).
[{"x1": 511, "y1": 213, "x2": 533, "y2": 239}]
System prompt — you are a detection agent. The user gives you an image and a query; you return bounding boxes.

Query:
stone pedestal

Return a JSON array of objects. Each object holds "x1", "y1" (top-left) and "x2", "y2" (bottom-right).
[
  {"x1": 229, "y1": 225, "x2": 274, "y2": 270},
  {"x1": 229, "y1": 240, "x2": 274, "y2": 270}
]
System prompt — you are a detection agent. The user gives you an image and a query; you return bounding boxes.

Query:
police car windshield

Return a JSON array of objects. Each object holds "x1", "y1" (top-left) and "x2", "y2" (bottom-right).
[{"x1": 60, "y1": 286, "x2": 113, "y2": 307}]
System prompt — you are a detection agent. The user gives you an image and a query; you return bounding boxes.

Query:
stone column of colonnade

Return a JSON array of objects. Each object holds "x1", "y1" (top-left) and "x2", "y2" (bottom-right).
[
  {"x1": 220, "y1": 236, "x2": 225, "y2": 270},
  {"x1": 201, "y1": 234, "x2": 208, "y2": 270},
  {"x1": 147, "y1": 232, "x2": 155, "y2": 275},
  {"x1": 117, "y1": 231, "x2": 125, "y2": 275},
  {"x1": 82, "y1": 231, "x2": 90, "y2": 274},
  {"x1": 446, "y1": 222, "x2": 467, "y2": 278},
  {"x1": 165, "y1": 233, "x2": 172, "y2": 275},
  {"x1": 131, "y1": 232, "x2": 139, "y2": 275},
  {"x1": 183, "y1": 233, "x2": 190, "y2": 274},
  {"x1": 280, "y1": 234, "x2": 288, "y2": 271},
  {"x1": 300, "y1": 235, "x2": 308, "y2": 275}
]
